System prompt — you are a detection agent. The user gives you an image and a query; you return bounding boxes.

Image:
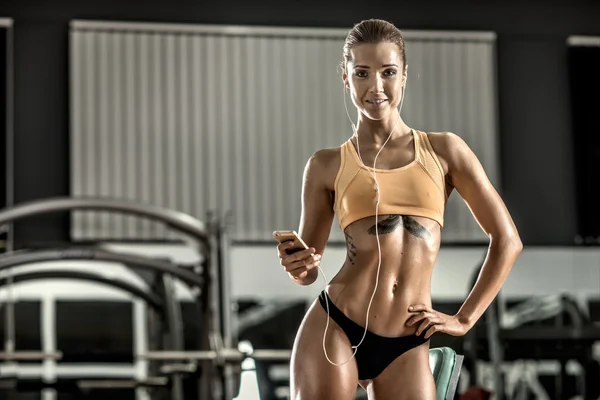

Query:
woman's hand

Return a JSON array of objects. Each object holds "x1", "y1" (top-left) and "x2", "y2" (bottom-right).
[
  {"x1": 277, "y1": 241, "x2": 321, "y2": 281},
  {"x1": 406, "y1": 304, "x2": 470, "y2": 339}
]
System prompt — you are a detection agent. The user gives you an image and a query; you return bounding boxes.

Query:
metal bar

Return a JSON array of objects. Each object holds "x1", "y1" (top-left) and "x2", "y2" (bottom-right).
[
  {"x1": 41, "y1": 295, "x2": 56, "y2": 389},
  {"x1": 78, "y1": 377, "x2": 169, "y2": 388},
  {"x1": 161, "y1": 273, "x2": 184, "y2": 400},
  {"x1": 446, "y1": 354, "x2": 464, "y2": 400},
  {"x1": 0, "y1": 377, "x2": 169, "y2": 390},
  {"x1": 0, "y1": 351, "x2": 63, "y2": 360},
  {"x1": 486, "y1": 299, "x2": 504, "y2": 400},
  {"x1": 159, "y1": 363, "x2": 197, "y2": 375},
  {"x1": 139, "y1": 349, "x2": 291, "y2": 362},
  {"x1": 0, "y1": 364, "x2": 137, "y2": 378},
  {"x1": 132, "y1": 299, "x2": 150, "y2": 400},
  {"x1": 207, "y1": 216, "x2": 223, "y2": 399},
  {"x1": 0, "y1": 269, "x2": 164, "y2": 313},
  {"x1": 0, "y1": 197, "x2": 209, "y2": 245},
  {"x1": 218, "y1": 221, "x2": 236, "y2": 400},
  {"x1": 219, "y1": 222, "x2": 233, "y2": 348},
  {"x1": 0, "y1": 247, "x2": 204, "y2": 289}
]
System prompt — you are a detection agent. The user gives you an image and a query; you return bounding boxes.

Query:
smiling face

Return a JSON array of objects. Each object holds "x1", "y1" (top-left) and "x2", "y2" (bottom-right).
[{"x1": 343, "y1": 41, "x2": 407, "y2": 121}]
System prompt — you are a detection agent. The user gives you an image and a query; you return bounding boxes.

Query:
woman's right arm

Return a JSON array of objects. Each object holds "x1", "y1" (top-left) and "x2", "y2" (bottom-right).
[{"x1": 278, "y1": 149, "x2": 336, "y2": 286}]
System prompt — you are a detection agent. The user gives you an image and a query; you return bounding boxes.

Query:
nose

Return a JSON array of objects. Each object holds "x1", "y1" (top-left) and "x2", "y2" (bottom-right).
[{"x1": 370, "y1": 73, "x2": 384, "y2": 93}]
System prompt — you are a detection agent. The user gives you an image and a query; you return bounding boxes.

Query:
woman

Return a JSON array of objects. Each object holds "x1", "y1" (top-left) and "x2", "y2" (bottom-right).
[{"x1": 277, "y1": 19, "x2": 522, "y2": 400}]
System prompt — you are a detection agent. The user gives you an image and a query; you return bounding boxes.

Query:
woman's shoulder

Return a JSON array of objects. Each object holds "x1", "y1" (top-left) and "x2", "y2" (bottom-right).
[
  {"x1": 305, "y1": 144, "x2": 345, "y2": 187},
  {"x1": 420, "y1": 131, "x2": 463, "y2": 155},
  {"x1": 309, "y1": 140, "x2": 348, "y2": 168},
  {"x1": 424, "y1": 131, "x2": 470, "y2": 154},
  {"x1": 422, "y1": 131, "x2": 474, "y2": 175}
]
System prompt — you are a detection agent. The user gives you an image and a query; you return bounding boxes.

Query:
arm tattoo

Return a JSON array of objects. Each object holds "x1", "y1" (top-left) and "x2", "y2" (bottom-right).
[
  {"x1": 344, "y1": 232, "x2": 357, "y2": 264},
  {"x1": 367, "y1": 215, "x2": 431, "y2": 240}
]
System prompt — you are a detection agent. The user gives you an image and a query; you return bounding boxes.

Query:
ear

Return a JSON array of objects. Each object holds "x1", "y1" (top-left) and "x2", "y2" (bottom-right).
[{"x1": 342, "y1": 71, "x2": 349, "y2": 88}]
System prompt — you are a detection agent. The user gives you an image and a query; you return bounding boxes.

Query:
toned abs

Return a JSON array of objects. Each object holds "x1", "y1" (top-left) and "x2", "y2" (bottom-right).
[{"x1": 328, "y1": 214, "x2": 441, "y2": 337}]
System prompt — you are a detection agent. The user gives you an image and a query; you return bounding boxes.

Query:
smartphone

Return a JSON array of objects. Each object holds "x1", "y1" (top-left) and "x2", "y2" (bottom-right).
[{"x1": 272, "y1": 230, "x2": 309, "y2": 255}]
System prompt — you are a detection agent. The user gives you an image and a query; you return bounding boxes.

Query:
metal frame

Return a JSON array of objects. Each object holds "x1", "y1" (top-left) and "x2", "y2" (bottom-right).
[
  {"x1": 0, "y1": 268, "x2": 164, "y2": 312},
  {"x1": 0, "y1": 247, "x2": 204, "y2": 288},
  {"x1": 0, "y1": 265, "x2": 162, "y2": 378},
  {"x1": 0, "y1": 197, "x2": 209, "y2": 248},
  {"x1": 486, "y1": 294, "x2": 504, "y2": 400},
  {"x1": 0, "y1": 250, "x2": 195, "y2": 396},
  {"x1": 446, "y1": 354, "x2": 464, "y2": 400},
  {"x1": 0, "y1": 254, "x2": 198, "y2": 400},
  {"x1": 157, "y1": 272, "x2": 185, "y2": 400},
  {"x1": 216, "y1": 220, "x2": 237, "y2": 399},
  {"x1": 0, "y1": 247, "x2": 206, "y2": 398},
  {"x1": 0, "y1": 197, "x2": 218, "y2": 399}
]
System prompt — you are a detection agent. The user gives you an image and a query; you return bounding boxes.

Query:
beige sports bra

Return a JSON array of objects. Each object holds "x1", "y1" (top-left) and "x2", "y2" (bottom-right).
[{"x1": 334, "y1": 129, "x2": 446, "y2": 231}]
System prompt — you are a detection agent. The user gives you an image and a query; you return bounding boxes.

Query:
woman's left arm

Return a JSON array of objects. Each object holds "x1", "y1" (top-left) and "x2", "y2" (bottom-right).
[{"x1": 407, "y1": 132, "x2": 522, "y2": 338}]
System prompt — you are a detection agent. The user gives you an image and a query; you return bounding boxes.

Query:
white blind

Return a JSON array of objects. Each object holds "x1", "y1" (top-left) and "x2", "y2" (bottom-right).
[{"x1": 69, "y1": 20, "x2": 498, "y2": 243}]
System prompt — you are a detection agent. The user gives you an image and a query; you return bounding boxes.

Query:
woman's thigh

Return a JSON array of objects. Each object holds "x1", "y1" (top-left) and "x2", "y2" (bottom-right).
[
  {"x1": 290, "y1": 298, "x2": 360, "y2": 400},
  {"x1": 364, "y1": 342, "x2": 436, "y2": 400}
]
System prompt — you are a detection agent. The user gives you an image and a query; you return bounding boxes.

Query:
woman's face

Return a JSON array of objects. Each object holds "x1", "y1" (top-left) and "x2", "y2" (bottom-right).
[{"x1": 343, "y1": 42, "x2": 406, "y2": 121}]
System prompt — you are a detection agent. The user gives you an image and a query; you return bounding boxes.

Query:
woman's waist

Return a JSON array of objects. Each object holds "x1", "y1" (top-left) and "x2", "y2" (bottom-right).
[
  {"x1": 341, "y1": 239, "x2": 439, "y2": 269},
  {"x1": 324, "y1": 281, "x2": 431, "y2": 336},
  {"x1": 332, "y1": 253, "x2": 436, "y2": 289}
]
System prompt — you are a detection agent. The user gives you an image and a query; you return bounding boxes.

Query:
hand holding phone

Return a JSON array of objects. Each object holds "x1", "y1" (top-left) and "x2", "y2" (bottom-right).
[
  {"x1": 273, "y1": 230, "x2": 321, "y2": 282},
  {"x1": 273, "y1": 230, "x2": 309, "y2": 254}
]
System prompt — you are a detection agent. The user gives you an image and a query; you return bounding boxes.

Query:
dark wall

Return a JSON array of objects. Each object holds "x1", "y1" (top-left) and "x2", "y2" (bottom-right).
[
  {"x1": 0, "y1": 27, "x2": 6, "y2": 211},
  {"x1": 1, "y1": 0, "x2": 599, "y2": 246}
]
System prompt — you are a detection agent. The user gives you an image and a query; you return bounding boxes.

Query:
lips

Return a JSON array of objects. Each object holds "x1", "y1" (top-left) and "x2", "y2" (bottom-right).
[{"x1": 366, "y1": 99, "x2": 387, "y2": 105}]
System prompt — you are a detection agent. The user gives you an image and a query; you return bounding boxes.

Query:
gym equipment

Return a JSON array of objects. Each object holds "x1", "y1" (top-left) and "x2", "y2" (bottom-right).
[
  {"x1": 0, "y1": 197, "x2": 218, "y2": 399},
  {"x1": 0, "y1": 252, "x2": 195, "y2": 399},
  {"x1": 468, "y1": 291, "x2": 600, "y2": 400},
  {"x1": 0, "y1": 260, "x2": 186, "y2": 398},
  {"x1": 430, "y1": 347, "x2": 464, "y2": 400},
  {"x1": 141, "y1": 346, "x2": 464, "y2": 399}
]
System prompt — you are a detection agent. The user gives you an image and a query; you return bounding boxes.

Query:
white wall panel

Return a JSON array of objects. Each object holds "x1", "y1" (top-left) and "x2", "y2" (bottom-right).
[{"x1": 70, "y1": 21, "x2": 498, "y2": 243}]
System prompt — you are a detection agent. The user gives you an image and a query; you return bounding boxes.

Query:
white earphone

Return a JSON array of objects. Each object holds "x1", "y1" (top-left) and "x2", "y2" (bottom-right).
[{"x1": 315, "y1": 70, "x2": 408, "y2": 367}]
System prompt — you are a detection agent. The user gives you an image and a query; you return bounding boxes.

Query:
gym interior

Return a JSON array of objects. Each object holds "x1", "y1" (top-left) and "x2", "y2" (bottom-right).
[{"x1": 0, "y1": 1, "x2": 599, "y2": 399}]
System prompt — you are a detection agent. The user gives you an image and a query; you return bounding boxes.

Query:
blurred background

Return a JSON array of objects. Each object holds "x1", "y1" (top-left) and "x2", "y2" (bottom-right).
[{"x1": 0, "y1": 0, "x2": 599, "y2": 399}]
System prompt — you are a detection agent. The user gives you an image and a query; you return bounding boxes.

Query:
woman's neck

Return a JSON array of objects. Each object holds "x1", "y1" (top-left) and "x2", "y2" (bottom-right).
[{"x1": 354, "y1": 112, "x2": 411, "y2": 145}]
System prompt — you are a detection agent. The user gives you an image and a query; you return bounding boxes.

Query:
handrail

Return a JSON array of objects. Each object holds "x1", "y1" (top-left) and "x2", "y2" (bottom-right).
[{"x1": 0, "y1": 197, "x2": 209, "y2": 245}]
